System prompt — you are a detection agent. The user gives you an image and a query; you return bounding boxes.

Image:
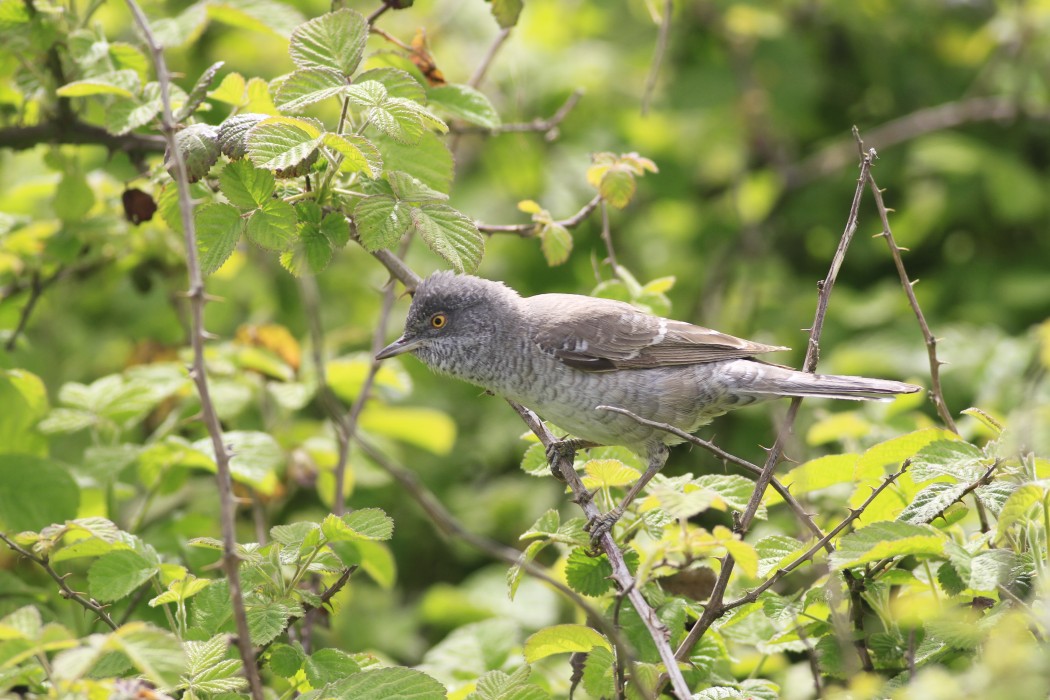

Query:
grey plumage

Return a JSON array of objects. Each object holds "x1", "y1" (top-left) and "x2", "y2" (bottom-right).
[{"x1": 377, "y1": 272, "x2": 922, "y2": 532}]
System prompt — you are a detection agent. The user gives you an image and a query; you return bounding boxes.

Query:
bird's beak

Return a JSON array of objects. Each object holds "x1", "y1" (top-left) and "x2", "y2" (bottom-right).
[{"x1": 376, "y1": 335, "x2": 424, "y2": 360}]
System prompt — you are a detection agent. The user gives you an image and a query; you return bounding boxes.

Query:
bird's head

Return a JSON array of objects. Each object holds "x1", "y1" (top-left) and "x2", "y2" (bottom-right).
[{"x1": 376, "y1": 272, "x2": 521, "y2": 376}]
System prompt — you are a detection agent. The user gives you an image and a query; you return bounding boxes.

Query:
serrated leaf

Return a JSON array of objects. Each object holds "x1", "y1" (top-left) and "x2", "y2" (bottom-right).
[
  {"x1": 192, "y1": 431, "x2": 282, "y2": 496},
  {"x1": 995, "y1": 483, "x2": 1047, "y2": 544},
  {"x1": 171, "y1": 123, "x2": 220, "y2": 183},
  {"x1": 755, "y1": 535, "x2": 806, "y2": 578},
  {"x1": 909, "y1": 439, "x2": 987, "y2": 482},
  {"x1": 322, "y1": 132, "x2": 383, "y2": 176},
  {"x1": 356, "y1": 67, "x2": 426, "y2": 103},
  {"x1": 896, "y1": 482, "x2": 972, "y2": 524},
  {"x1": 289, "y1": 9, "x2": 367, "y2": 76},
  {"x1": 723, "y1": 538, "x2": 758, "y2": 578},
  {"x1": 220, "y1": 159, "x2": 275, "y2": 209},
  {"x1": 540, "y1": 223, "x2": 572, "y2": 266},
  {"x1": 694, "y1": 474, "x2": 767, "y2": 518},
  {"x1": 580, "y1": 459, "x2": 640, "y2": 489},
  {"x1": 372, "y1": 130, "x2": 454, "y2": 193},
  {"x1": 520, "y1": 442, "x2": 552, "y2": 477},
  {"x1": 246, "y1": 116, "x2": 322, "y2": 171},
  {"x1": 109, "y1": 623, "x2": 185, "y2": 688},
  {"x1": 489, "y1": 0, "x2": 523, "y2": 28},
  {"x1": 328, "y1": 666, "x2": 446, "y2": 700},
  {"x1": 581, "y1": 645, "x2": 616, "y2": 698},
  {"x1": 274, "y1": 66, "x2": 347, "y2": 113},
  {"x1": 106, "y1": 83, "x2": 162, "y2": 135},
  {"x1": 177, "y1": 61, "x2": 224, "y2": 121},
  {"x1": 770, "y1": 453, "x2": 859, "y2": 500},
  {"x1": 598, "y1": 166, "x2": 636, "y2": 209},
  {"x1": 268, "y1": 643, "x2": 305, "y2": 677},
  {"x1": 149, "y1": 575, "x2": 211, "y2": 607},
  {"x1": 322, "y1": 508, "x2": 394, "y2": 542},
  {"x1": 195, "y1": 203, "x2": 242, "y2": 275},
  {"x1": 523, "y1": 625, "x2": 611, "y2": 662},
  {"x1": 88, "y1": 550, "x2": 158, "y2": 602},
  {"x1": 354, "y1": 195, "x2": 411, "y2": 251},
  {"x1": 56, "y1": 69, "x2": 139, "y2": 97},
  {"x1": 281, "y1": 209, "x2": 335, "y2": 276},
  {"x1": 857, "y1": 428, "x2": 961, "y2": 473},
  {"x1": 427, "y1": 83, "x2": 500, "y2": 129},
  {"x1": 247, "y1": 601, "x2": 296, "y2": 646},
  {"x1": 564, "y1": 548, "x2": 634, "y2": 597},
  {"x1": 830, "y1": 521, "x2": 947, "y2": 569},
  {"x1": 387, "y1": 171, "x2": 448, "y2": 202},
  {"x1": 217, "y1": 112, "x2": 268, "y2": 159},
  {"x1": 410, "y1": 204, "x2": 484, "y2": 273},
  {"x1": 246, "y1": 198, "x2": 296, "y2": 250},
  {"x1": 305, "y1": 648, "x2": 362, "y2": 688}
]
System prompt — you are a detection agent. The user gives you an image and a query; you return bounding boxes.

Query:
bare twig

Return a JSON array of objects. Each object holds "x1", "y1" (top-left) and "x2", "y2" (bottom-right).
[
  {"x1": 468, "y1": 27, "x2": 512, "y2": 89},
  {"x1": 4, "y1": 271, "x2": 43, "y2": 351},
  {"x1": 673, "y1": 141, "x2": 877, "y2": 666},
  {"x1": 599, "y1": 201, "x2": 618, "y2": 268},
  {"x1": 122, "y1": 3, "x2": 263, "y2": 698},
  {"x1": 0, "y1": 531, "x2": 118, "y2": 630},
  {"x1": 452, "y1": 89, "x2": 584, "y2": 141},
  {"x1": 861, "y1": 146, "x2": 957, "y2": 432},
  {"x1": 595, "y1": 405, "x2": 827, "y2": 545},
  {"x1": 641, "y1": 0, "x2": 673, "y2": 115},
  {"x1": 365, "y1": 1, "x2": 392, "y2": 24},
  {"x1": 477, "y1": 193, "x2": 602, "y2": 236},
  {"x1": 509, "y1": 402, "x2": 692, "y2": 700}
]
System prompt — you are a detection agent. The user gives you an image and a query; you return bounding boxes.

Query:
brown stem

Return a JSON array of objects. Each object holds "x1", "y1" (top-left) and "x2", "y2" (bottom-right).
[
  {"x1": 0, "y1": 531, "x2": 118, "y2": 630},
  {"x1": 451, "y1": 89, "x2": 584, "y2": 140},
  {"x1": 477, "y1": 193, "x2": 601, "y2": 236},
  {"x1": 509, "y1": 402, "x2": 693, "y2": 700},
  {"x1": 468, "y1": 27, "x2": 512, "y2": 89},
  {"x1": 641, "y1": 0, "x2": 673, "y2": 115},
  {"x1": 122, "y1": 3, "x2": 263, "y2": 698}
]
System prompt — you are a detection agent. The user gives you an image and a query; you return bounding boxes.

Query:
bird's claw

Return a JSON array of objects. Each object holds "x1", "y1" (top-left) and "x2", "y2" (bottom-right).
[
  {"x1": 545, "y1": 440, "x2": 578, "y2": 481},
  {"x1": 585, "y1": 506, "x2": 624, "y2": 546}
]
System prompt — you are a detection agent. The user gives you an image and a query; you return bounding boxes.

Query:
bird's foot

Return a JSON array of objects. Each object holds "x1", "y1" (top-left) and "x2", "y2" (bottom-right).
[
  {"x1": 585, "y1": 505, "x2": 624, "y2": 546},
  {"x1": 545, "y1": 438, "x2": 597, "y2": 481}
]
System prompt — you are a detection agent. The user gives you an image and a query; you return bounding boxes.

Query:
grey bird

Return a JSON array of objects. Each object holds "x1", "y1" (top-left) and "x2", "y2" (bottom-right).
[{"x1": 376, "y1": 272, "x2": 921, "y2": 535}]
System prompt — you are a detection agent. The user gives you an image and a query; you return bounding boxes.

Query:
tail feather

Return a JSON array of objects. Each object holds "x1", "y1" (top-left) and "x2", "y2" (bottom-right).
[{"x1": 740, "y1": 364, "x2": 922, "y2": 402}]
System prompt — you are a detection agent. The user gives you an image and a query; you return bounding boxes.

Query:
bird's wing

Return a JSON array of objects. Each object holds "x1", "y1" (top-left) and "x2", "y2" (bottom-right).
[{"x1": 525, "y1": 294, "x2": 788, "y2": 371}]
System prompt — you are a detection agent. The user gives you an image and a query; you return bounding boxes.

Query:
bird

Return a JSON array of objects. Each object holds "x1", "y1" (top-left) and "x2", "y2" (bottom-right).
[{"x1": 376, "y1": 272, "x2": 922, "y2": 537}]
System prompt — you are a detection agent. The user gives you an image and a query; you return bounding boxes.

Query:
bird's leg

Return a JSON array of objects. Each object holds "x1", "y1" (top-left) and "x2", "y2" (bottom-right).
[
  {"x1": 586, "y1": 444, "x2": 670, "y2": 542},
  {"x1": 545, "y1": 438, "x2": 600, "y2": 480}
]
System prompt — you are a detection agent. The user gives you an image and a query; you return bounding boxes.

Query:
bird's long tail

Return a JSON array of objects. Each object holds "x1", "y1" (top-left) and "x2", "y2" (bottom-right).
[{"x1": 732, "y1": 361, "x2": 922, "y2": 402}]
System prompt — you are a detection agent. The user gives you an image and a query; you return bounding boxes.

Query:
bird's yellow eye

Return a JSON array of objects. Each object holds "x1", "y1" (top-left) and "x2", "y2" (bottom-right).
[{"x1": 430, "y1": 312, "x2": 447, "y2": 329}]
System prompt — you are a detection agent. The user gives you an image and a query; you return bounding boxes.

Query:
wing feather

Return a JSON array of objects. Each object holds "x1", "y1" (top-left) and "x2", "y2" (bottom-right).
[{"x1": 525, "y1": 294, "x2": 787, "y2": 371}]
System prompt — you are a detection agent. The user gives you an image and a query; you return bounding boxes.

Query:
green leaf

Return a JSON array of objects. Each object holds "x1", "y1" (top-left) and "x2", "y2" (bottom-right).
[
  {"x1": 108, "y1": 623, "x2": 186, "y2": 688},
  {"x1": 281, "y1": 204, "x2": 337, "y2": 276},
  {"x1": 488, "y1": 0, "x2": 524, "y2": 28},
  {"x1": 523, "y1": 624, "x2": 611, "y2": 662},
  {"x1": 909, "y1": 439, "x2": 987, "y2": 482},
  {"x1": 247, "y1": 601, "x2": 297, "y2": 646},
  {"x1": 539, "y1": 223, "x2": 572, "y2": 266},
  {"x1": 88, "y1": 550, "x2": 159, "y2": 602},
  {"x1": 56, "y1": 69, "x2": 139, "y2": 97},
  {"x1": 896, "y1": 482, "x2": 972, "y2": 525},
  {"x1": 217, "y1": 112, "x2": 268, "y2": 159},
  {"x1": 582, "y1": 645, "x2": 616, "y2": 699},
  {"x1": 220, "y1": 159, "x2": 275, "y2": 209},
  {"x1": 246, "y1": 116, "x2": 322, "y2": 171},
  {"x1": 410, "y1": 204, "x2": 485, "y2": 273},
  {"x1": 327, "y1": 667, "x2": 446, "y2": 700},
  {"x1": 182, "y1": 634, "x2": 246, "y2": 695},
  {"x1": 694, "y1": 474, "x2": 767, "y2": 518},
  {"x1": 322, "y1": 132, "x2": 383, "y2": 177},
  {"x1": 289, "y1": 9, "x2": 368, "y2": 76},
  {"x1": 192, "y1": 431, "x2": 282, "y2": 496},
  {"x1": 565, "y1": 547, "x2": 613, "y2": 596},
  {"x1": 0, "y1": 455, "x2": 79, "y2": 531},
  {"x1": 331, "y1": 539, "x2": 396, "y2": 589},
  {"x1": 387, "y1": 171, "x2": 448, "y2": 202},
  {"x1": 372, "y1": 130, "x2": 454, "y2": 193},
  {"x1": 268, "y1": 643, "x2": 305, "y2": 677},
  {"x1": 856, "y1": 428, "x2": 960, "y2": 474},
  {"x1": 176, "y1": 60, "x2": 224, "y2": 121},
  {"x1": 769, "y1": 453, "x2": 860, "y2": 502},
  {"x1": 54, "y1": 172, "x2": 95, "y2": 222},
  {"x1": 306, "y1": 648, "x2": 362, "y2": 687},
  {"x1": 519, "y1": 442, "x2": 551, "y2": 477},
  {"x1": 598, "y1": 166, "x2": 636, "y2": 209},
  {"x1": 347, "y1": 81, "x2": 446, "y2": 144},
  {"x1": 473, "y1": 666, "x2": 549, "y2": 700},
  {"x1": 195, "y1": 203, "x2": 243, "y2": 275},
  {"x1": 246, "y1": 198, "x2": 297, "y2": 250},
  {"x1": 755, "y1": 535, "x2": 806, "y2": 578},
  {"x1": 507, "y1": 540, "x2": 548, "y2": 601},
  {"x1": 995, "y1": 483, "x2": 1047, "y2": 544},
  {"x1": 830, "y1": 521, "x2": 947, "y2": 569},
  {"x1": 356, "y1": 67, "x2": 426, "y2": 103},
  {"x1": 274, "y1": 67, "x2": 347, "y2": 113},
  {"x1": 354, "y1": 195, "x2": 411, "y2": 252},
  {"x1": 104, "y1": 82, "x2": 163, "y2": 135},
  {"x1": 0, "y1": 369, "x2": 49, "y2": 456},
  {"x1": 322, "y1": 508, "x2": 394, "y2": 542},
  {"x1": 580, "y1": 459, "x2": 640, "y2": 489},
  {"x1": 426, "y1": 84, "x2": 501, "y2": 129},
  {"x1": 149, "y1": 575, "x2": 211, "y2": 607},
  {"x1": 171, "y1": 123, "x2": 220, "y2": 183}
]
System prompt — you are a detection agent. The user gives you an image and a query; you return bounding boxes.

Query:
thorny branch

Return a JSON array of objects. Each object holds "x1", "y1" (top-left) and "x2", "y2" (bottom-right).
[
  {"x1": 477, "y1": 193, "x2": 602, "y2": 236},
  {"x1": 123, "y1": 2, "x2": 263, "y2": 698},
  {"x1": 0, "y1": 531, "x2": 118, "y2": 631},
  {"x1": 671, "y1": 138, "x2": 877, "y2": 671},
  {"x1": 509, "y1": 402, "x2": 692, "y2": 700}
]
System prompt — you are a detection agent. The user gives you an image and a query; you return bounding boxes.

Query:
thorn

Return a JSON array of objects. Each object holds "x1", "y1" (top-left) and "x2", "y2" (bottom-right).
[
  {"x1": 872, "y1": 231, "x2": 888, "y2": 238},
  {"x1": 909, "y1": 278, "x2": 919, "y2": 287},
  {"x1": 200, "y1": 330, "x2": 219, "y2": 340},
  {"x1": 885, "y1": 207, "x2": 895, "y2": 213},
  {"x1": 202, "y1": 292, "x2": 225, "y2": 303},
  {"x1": 898, "y1": 245, "x2": 910, "y2": 252}
]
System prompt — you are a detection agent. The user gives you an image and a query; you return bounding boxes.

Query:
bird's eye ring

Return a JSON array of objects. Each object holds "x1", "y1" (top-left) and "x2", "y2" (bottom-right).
[{"x1": 430, "y1": 312, "x2": 447, "y2": 329}]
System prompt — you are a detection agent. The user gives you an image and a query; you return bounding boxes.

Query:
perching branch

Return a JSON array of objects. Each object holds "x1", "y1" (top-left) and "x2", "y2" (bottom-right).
[
  {"x1": 122, "y1": 2, "x2": 263, "y2": 698},
  {"x1": 673, "y1": 138, "x2": 877, "y2": 666},
  {"x1": 0, "y1": 119, "x2": 166, "y2": 155},
  {"x1": 451, "y1": 89, "x2": 584, "y2": 141},
  {"x1": 468, "y1": 27, "x2": 513, "y2": 89},
  {"x1": 509, "y1": 402, "x2": 693, "y2": 700},
  {"x1": 0, "y1": 531, "x2": 118, "y2": 631},
  {"x1": 477, "y1": 193, "x2": 602, "y2": 236}
]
